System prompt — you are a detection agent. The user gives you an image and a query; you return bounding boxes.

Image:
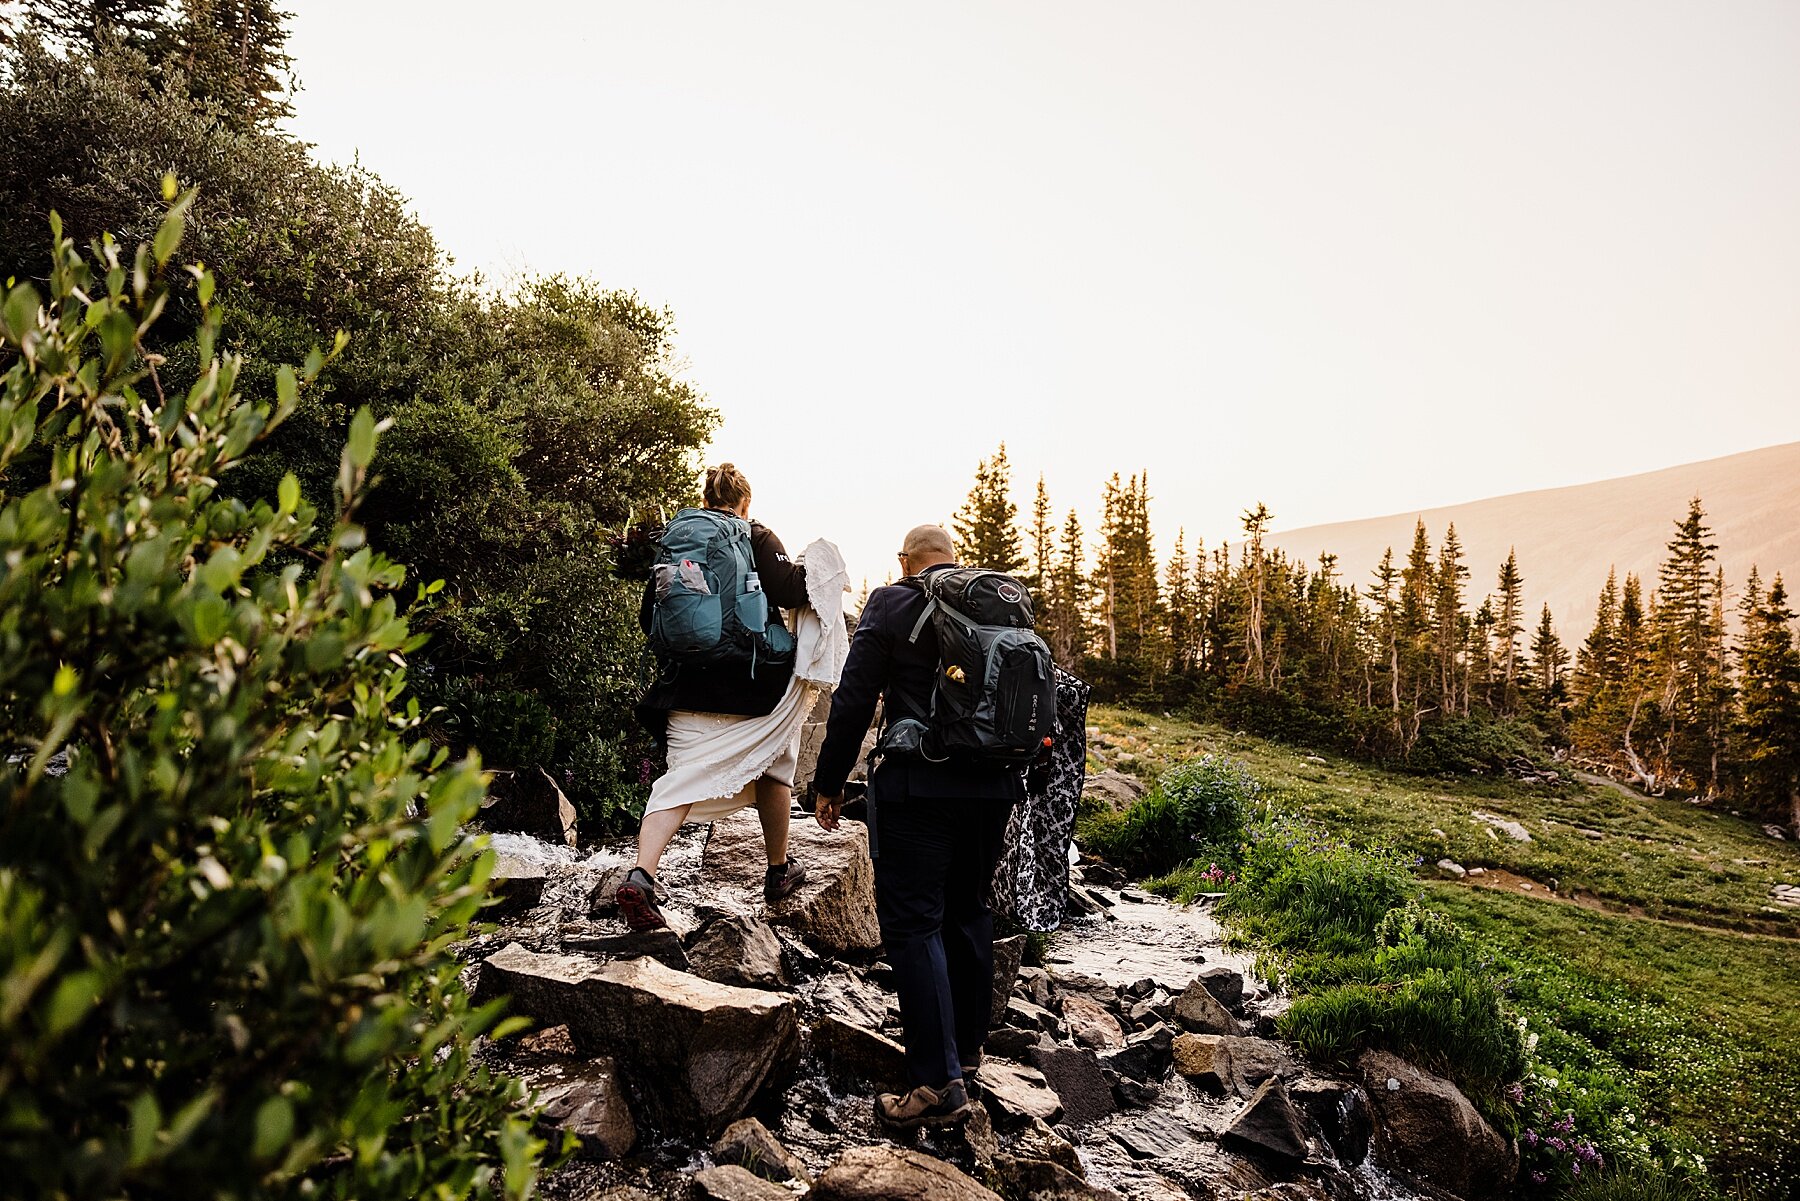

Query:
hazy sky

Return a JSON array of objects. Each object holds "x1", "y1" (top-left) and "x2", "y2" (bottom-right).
[{"x1": 284, "y1": 1, "x2": 1800, "y2": 589}]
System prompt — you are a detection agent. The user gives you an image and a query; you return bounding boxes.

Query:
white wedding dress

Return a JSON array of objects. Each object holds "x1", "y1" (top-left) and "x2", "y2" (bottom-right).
[{"x1": 644, "y1": 538, "x2": 850, "y2": 822}]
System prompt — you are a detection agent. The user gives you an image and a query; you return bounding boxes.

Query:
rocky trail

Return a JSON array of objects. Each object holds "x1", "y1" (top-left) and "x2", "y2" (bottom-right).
[{"x1": 462, "y1": 804, "x2": 1521, "y2": 1201}]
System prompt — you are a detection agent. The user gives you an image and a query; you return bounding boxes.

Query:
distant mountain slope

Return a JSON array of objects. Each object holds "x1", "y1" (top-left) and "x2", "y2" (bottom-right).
[{"x1": 1269, "y1": 442, "x2": 1800, "y2": 638}]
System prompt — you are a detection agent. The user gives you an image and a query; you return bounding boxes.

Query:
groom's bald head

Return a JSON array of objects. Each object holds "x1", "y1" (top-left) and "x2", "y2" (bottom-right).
[{"x1": 899, "y1": 524, "x2": 955, "y2": 573}]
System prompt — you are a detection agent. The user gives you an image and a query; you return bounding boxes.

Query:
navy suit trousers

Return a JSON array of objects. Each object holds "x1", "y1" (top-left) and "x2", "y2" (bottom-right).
[{"x1": 871, "y1": 795, "x2": 1016, "y2": 1089}]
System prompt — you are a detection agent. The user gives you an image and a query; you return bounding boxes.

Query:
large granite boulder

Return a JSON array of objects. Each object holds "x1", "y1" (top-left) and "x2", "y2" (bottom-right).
[
  {"x1": 976, "y1": 1060, "x2": 1064, "y2": 1127},
  {"x1": 1358, "y1": 1049, "x2": 1517, "y2": 1201},
  {"x1": 692, "y1": 1165, "x2": 791, "y2": 1201},
  {"x1": 478, "y1": 944, "x2": 797, "y2": 1136},
  {"x1": 703, "y1": 811, "x2": 881, "y2": 954},
  {"x1": 521, "y1": 1057, "x2": 635, "y2": 1159},
  {"x1": 810, "y1": 1145, "x2": 1002, "y2": 1201}
]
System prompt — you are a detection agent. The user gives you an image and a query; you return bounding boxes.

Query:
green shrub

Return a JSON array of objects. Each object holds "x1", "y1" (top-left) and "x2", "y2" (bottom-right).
[
  {"x1": 1561, "y1": 1165, "x2": 1715, "y2": 1201},
  {"x1": 0, "y1": 200, "x2": 547, "y2": 1197},
  {"x1": 1219, "y1": 813, "x2": 1420, "y2": 954},
  {"x1": 1086, "y1": 754, "x2": 1260, "y2": 877}
]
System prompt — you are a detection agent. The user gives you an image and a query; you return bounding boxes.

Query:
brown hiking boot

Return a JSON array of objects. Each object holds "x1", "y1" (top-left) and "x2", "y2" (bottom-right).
[
  {"x1": 874, "y1": 1079, "x2": 971, "y2": 1131},
  {"x1": 615, "y1": 866, "x2": 667, "y2": 932},
  {"x1": 763, "y1": 858, "x2": 807, "y2": 903}
]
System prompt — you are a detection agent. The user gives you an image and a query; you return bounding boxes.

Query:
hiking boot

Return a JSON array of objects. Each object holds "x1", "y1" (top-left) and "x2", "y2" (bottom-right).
[
  {"x1": 764, "y1": 858, "x2": 807, "y2": 903},
  {"x1": 961, "y1": 1055, "x2": 982, "y2": 1098},
  {"x1": 874, "y1": 1079, "x2": 970, "y2": 1131},
  {"x1": 615, "y1": 867, "x2": 667, "y2": 932}
]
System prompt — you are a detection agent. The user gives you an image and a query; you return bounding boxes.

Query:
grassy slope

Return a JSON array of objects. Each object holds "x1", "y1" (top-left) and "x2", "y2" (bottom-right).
[{"x1": 1086, "y1": 703, "x2": 1800, "y2": 1192}]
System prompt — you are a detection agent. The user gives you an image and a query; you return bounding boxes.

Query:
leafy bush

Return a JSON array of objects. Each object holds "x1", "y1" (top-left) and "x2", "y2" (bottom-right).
[
  {"x1": 0, "y1": 200, "x2": 546, "y2": 1196},
  {"x1": 0, "y1": 44, "x2": 715, "y2": 832},
  {"x1": 1081, "y1": 754, "x2": 1260, "y2": 877},
  {"x1": 1220, "y1": 812, "x2": 1421, "y2": 954}
]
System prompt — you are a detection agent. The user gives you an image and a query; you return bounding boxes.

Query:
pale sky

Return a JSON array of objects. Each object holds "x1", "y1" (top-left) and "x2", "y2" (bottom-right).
[{"x1": 284, "y1": 1, "x2": 1800, "y2": 590}]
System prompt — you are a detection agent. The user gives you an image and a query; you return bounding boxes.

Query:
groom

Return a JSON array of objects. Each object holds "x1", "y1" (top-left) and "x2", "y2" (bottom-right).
[{"x1": 812, "y1": 523, "x2": 1022, "y2": 1129}]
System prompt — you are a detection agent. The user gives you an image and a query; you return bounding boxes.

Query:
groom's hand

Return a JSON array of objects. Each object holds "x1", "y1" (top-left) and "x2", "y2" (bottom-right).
[{"x1": 815, "y1": 793, "x2": 843, "y2": 831}]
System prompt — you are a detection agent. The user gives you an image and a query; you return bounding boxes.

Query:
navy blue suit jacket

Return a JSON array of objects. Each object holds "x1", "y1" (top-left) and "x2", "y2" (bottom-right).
[{"x1": 813, "y1": 564, "x2": 1024, "y2": 804}]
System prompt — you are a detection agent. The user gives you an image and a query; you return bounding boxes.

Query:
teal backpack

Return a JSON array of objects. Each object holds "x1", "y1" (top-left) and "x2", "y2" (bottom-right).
[{"x1": 647, "y1": 508, "x2": 796, "y2": 672}]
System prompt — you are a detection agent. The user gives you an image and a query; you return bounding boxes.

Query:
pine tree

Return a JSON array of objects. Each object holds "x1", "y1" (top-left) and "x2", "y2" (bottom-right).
[
  {"x1": 1096, "y1": 473, "x2": 1161, "y2": 670},
  {"x1": 1650, "y1": 498, "x2": 1725, "y2": 790},
  {"x1": 1165, "y1": 530, "x2": 1200, "y2": 675},
  {"x1": 951, "y1": 443, "x2": 1025, "y2": 574},
  {"x1": 1575, "y1": 568, "x2": 1620, "y2": 700},
  {"x1": 1047, "y1": 508, "x2": 1089, "y2": 664},
  {"x1": 1240, "y1": 503, "x2": 1273, "y2": 687},
  {"x1": 1495, "y1": 549, "x2": 1525, "y2": 714},
  {"x1": 166, "y1": 0, "x2": 296, "y2": 126},
  {"x1": 1739, "y1": 574, "x2": 1800, "y2": 831},
  {"x1": 1530, "y1": 603, "x2": 1570, "y2": 699},
  {"x1": 1026, "y1": 475, "x2": 1054, "y2": 597},
  {"x1": 12, "y1": 0, "x2": 171, "y2": 53},
  {"x1": 1435, "y1": 524, "x2": 1470, "y2": 715}
]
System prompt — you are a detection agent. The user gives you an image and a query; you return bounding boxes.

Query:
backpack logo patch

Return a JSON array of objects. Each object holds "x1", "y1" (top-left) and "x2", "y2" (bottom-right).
[{"x1": 997, "y1": 582, "x2": 1023, "y2": 604}]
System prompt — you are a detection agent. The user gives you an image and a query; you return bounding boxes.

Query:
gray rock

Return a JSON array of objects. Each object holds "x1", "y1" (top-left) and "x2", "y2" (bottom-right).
[
  {"x1": 1082, "y1": 769, "x2": 1147, "y2": 812},
  {"x1": 1220, "y1": 1078, "x2": 1309, "y2": 1164},
  {"x1": 975, "y1": 1060, "x2": 1064, "y2": 1127},
  {"x1": 1007, "y1": 996, "x2": 1064, "y2": 1035},
  {"x1": 1017, "y1": 966, "x2": 1057, "y2": 1010},
  {"x1": 1010, "y1": 1116, "x2": 1086, "y2": 1176},
  {"x1": 810, "y1": 1145, "x2": 1002, "y2": 1201},
  {"x1": 488, "y1": 851, "x2": 548, "y2": 919},
  {"x1": 993, "y1": 1155, "x2": 1123, "y2": 1200},
  {"x1": 1194, "y1": 965, "x2": 1245, "y2": 1011},
  {"x1": 1290, "y1": 1077, "x2": 1371, "y2": 1165},
  {"x1": 1027, "y1": 1044, "x2": 1117, "y2": 1126},
  {"x1": 523, "y1": 1056, "x2": 636, "y2": 1160},
  {"x1": 986, "y1": 1026, "x2": 1043, "y2": 1060},
  {"x1": 587, "y1": 863, "x2": 635, "y2": 915},
  {"x1": 1218, "y1": 1035, "x2": 1298, "y2": 1099},
  {"x1": 712, "y1": 1116, "x2": 811, "y2": 1185},
  {"x1": 1109, "y1": 1110, "x2": 1195, "y2": 1160},
  {"x1": 692, "y1": 1164, "x2": 793, "y2": 1201},
  {"x1": 1437, "y1": 859, "x2": 1468, "y2": 878},
  {"x1": 814, "y1": 1014, "x2": 908, "y2": 1091},
  {"x1": 1061, "y1": 993, "x2": 1126, "y2": 1051},
  {"x1": 1173, "y1": 977, "x2": 1245, "y2": 1036},
  {"x1": 1472, "y1": 811, "x2": 1533, "y2": 842},
  {"x1": 992, "y1": 934, "x2": 1028, "y2": 1026},
  {"x1": 1358, "y1": 1049, "x2": 1517, "y2": 1201},
  {"x1": 476, "y1": 943, "x2": 797, "y2": 1137},
  {"x1": 1101, "y1": 1022, "x2": 1174, "y2": 1082},
  {"x1": 702, "y1": 810, "x2": 882, "y2": 954},
  {"x1": 687, "y1": 916, "x2": 790, "y2": 990}
]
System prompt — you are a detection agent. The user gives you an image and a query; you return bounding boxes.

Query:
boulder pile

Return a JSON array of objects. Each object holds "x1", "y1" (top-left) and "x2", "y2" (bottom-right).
[{"x1": 465, "y1": 814, "x2": 1518, "y2": 1201}]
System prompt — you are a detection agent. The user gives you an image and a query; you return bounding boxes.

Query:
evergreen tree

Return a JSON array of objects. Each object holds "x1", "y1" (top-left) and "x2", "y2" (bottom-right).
[
  {"x1": 951, "y1": 443, "x2": 1025, "y2": 574},
  {"x1": 1435, "y1": 524, "x2": 1470, "y2": 715},
  {"x1": 1026, "y1": 474, "x2": 1054, "y2": 596},
  {"x1": 10, "y1": 0, "x2": 171, "y2": 54},
  {"x1": 1047, "y1": 508, "x2": 1089, "y2": 664},
  {"x1": 1239, "y1": 503, "x2": 1273, "y2": 687},
  {"x1": 1530, "y1": 603, "x2": 1570, "y2": 699},
  {"x1": 1165, "y1": 530, "x2": 1200, "y2": 674},
  {"x1": 1372, "y1": 547, "x2": 1402, "y2": 715},
  {"x1": 165, "y1": 0, "x2": 295, "y2": 126},
  {"x1": 1739, "y1": 575, "x2": 1800, "y2": 831},
  {"x1": 1575, "y1": 568, "x2": 1620, "y2": 700},
  {"x1": 1096, "y1": 473, "x2": 1161, "y2": 668},
  {"x1": 1495, "y1": 548, "x2": 1525, "y2": 713},
  {"x1": 1650, "y1": 498, "x2": 1726, "y2": 790}
]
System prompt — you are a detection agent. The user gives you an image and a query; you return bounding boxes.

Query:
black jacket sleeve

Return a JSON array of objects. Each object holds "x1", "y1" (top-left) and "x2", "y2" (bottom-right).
[
  {"x1": 812, "y1": 587, "x2": 897, "y2": 796},
  {"x1": 751, "y1": 524, "x2": 809, "y2": 609}
]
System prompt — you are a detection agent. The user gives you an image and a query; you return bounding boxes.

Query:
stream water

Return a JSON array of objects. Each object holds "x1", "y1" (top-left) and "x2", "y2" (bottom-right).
[{"x1": 477, "y1": 823, "x2": 1438, "y2": 1201}]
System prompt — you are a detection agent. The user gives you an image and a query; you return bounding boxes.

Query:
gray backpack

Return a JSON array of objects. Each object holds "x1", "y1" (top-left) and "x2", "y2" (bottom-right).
[{"x1": 646, "y1": 509, "x2": 794, "y2": 671}]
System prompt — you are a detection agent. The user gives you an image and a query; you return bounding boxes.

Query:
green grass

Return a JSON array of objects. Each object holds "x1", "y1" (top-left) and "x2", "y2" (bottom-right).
[
  {"x1": 1087, "y1": 704, "x2": 1800, "y2": 934},
  {"x1": 1085, "y1": 704, "x2": 1800, "y2": 1198}
]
